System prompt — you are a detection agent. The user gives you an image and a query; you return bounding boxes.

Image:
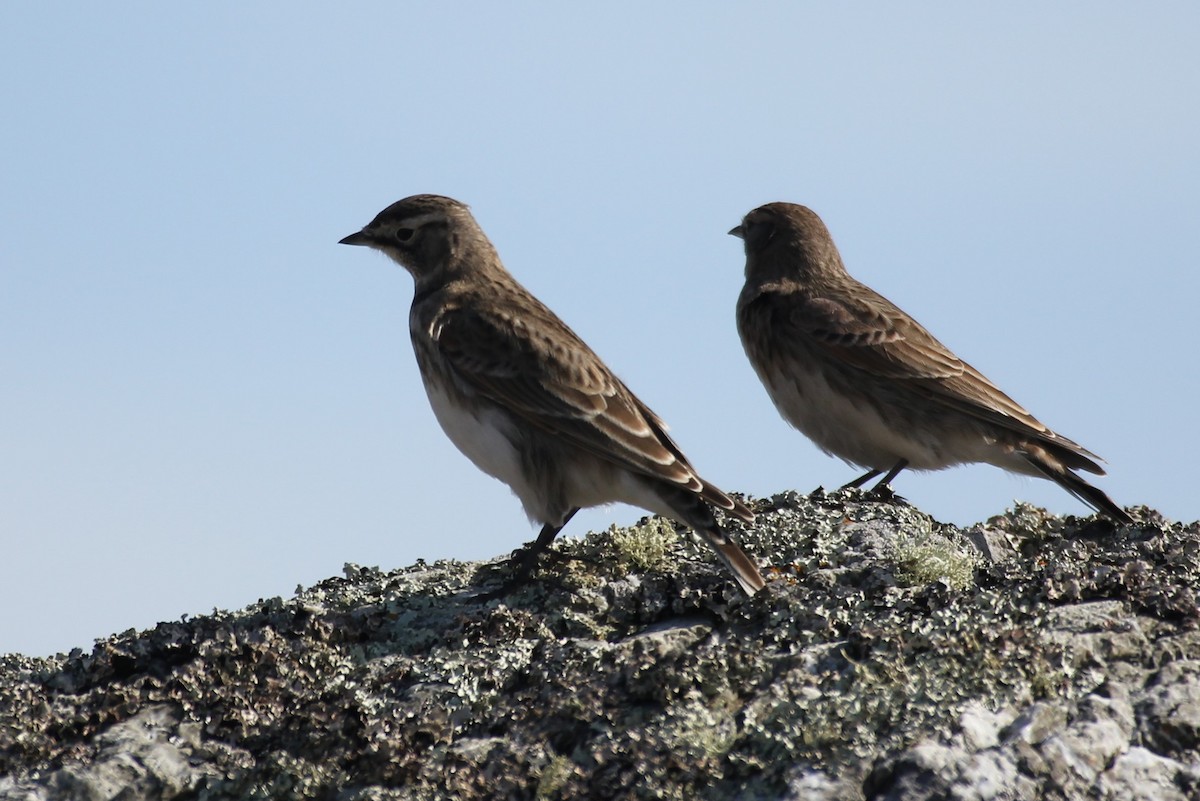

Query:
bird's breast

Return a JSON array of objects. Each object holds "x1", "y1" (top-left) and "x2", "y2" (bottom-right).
[
  {"x1": 752, "y1": 352, "x2": 957, "y2": 471},
  {"x1": 418, "y1": 361, "x2": 526, "y2": 490}
]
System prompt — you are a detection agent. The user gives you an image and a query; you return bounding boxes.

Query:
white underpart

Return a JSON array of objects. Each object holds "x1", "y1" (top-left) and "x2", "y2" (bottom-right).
[
  {"x1": 565, "y1": 467, "x2": 680, "y2": 523},
  {"x1": 423, "y1": 372, "x2": 526, "y2": 494},
  {"x1": 756, "y1": 358, "x2": 1016, "y2": 472},
  {"x1": 421, "y1": 371, "x2": 680, "y2": 527}
]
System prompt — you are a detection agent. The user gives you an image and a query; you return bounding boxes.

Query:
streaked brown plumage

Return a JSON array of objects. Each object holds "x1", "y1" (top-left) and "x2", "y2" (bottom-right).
[
  {"x1": 341, "y1": 194, "x2": 765, "y2": 594},
  {"x1": 733, "y1": 201, "x2": 1131, "y2": 525}
]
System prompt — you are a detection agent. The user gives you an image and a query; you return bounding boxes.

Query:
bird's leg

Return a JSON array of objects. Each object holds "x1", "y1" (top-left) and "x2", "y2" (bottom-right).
[
  {"x1": 867, "y1": 459, "x2": 910, "y2": 503},
  {"x1": 874, "y1": 459, "x2": 909, "y2": 489},
  {"x1": 478, "y1": 508, "x2": 580, "y2": 599},
  {"x1": 841, "y1": 469, "x2": 883, "y2": 490}
]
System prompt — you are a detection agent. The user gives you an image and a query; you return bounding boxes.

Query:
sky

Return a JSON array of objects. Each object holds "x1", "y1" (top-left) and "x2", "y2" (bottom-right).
[{"x1": 2, "y1": 4, "x2": 1197, "y2": 657}]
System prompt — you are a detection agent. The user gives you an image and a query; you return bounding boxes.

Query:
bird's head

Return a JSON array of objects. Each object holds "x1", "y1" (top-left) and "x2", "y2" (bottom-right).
[
  {"x1": 340, "y1": 194, "x2": 492, "y2": 282},
  {"x1": 730, "y1": 202, "x2": 845, "y2": 283}
]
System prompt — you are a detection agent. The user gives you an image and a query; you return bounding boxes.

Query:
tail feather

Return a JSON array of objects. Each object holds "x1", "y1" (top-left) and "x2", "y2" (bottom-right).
[
  {"x1": 700, "y1": 527, "x2": 766, "y2": 595},
  {"x1": 1021, "y1": 453, "x2": 1132, "y2": 525},
  {"x1": 699, "y1": 480, "x2": 756, "y2": 524},
  {"x1": 657, "y1": 481, "x2": 764, "y2": 593},
  {"x1": 1042, "y1": 438, "x2": 1107, "y2": 476}
]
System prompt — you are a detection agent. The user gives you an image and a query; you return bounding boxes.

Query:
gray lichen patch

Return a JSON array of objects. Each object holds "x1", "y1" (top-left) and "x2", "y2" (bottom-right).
[{"x1": 1, "y1": 492, "x2": 1198, "y2": 801}]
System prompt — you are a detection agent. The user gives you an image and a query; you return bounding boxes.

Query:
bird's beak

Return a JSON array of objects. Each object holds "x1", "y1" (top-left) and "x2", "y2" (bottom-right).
[
  {"x1": 339, "y1": 230, "x2": 370, "y2": 246},
  {"x1": 728, "y1": 225, "x2": 744, "y2": 239}
]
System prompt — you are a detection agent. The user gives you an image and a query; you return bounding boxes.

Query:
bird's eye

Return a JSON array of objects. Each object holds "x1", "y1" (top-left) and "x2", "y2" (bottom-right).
[
  {"x1": 744, "y1": 220, "x2": 775, "y2": 248},
  {"x1": 395, "y1": 227, "x2": 415, "y2": 242}
]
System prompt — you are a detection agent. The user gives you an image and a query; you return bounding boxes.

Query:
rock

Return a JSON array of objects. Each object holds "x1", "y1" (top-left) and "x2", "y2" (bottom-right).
[
  {"x1": 1137, "y1": 660, "x2": 1200, "y2": 757},
  {"x1": 0, "y1": 705, "x2": 216, "y2": 801},
  {"x1": 958, "y1": 703, "x2": 1005, "y2": 752},
  {"x1": 1097, "y1": 747, "x2": 1200, "y2": 801},
  {"x1": 0, "y1": 493, "x2": 1198, "y2": 801},
  {"x1": 962, "y1": 525, "x2": 1018, "y2": 563},
  {"x1": 1004, "y1": 702, "x2": 1068, "y2": 746},
  {"x1": 783, "y1": 769, "x2": 864, "y2": 801}
]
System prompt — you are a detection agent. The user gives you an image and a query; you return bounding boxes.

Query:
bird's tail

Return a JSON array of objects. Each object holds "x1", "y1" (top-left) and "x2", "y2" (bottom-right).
[
  {"x1": 699, "y1": 526, "x2": 767, "y2": 595},
  {"x1": 1021, "y1": 451, "x2": 1133, "y2": 525},
  {"x1": 698, "y1": 480, "x2": 756, "y2": 524},
  {"x1": 658, "y1": 483, "x2": 765, "y2": 594}
]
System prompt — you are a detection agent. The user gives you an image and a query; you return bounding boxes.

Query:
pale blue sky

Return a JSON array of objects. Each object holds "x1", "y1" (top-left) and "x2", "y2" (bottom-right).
[{"x1": 3, "y1": 4, "x2": 1197, "y2": 657}]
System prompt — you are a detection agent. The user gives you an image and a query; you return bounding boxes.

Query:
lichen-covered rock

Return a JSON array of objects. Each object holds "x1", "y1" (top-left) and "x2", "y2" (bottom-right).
[
  {"x1": 0, "y1": 491, "x2": 1197, "y2": 800},
  {"x1": 0, "y1": 705, "x2": 218, "y2": 801}
]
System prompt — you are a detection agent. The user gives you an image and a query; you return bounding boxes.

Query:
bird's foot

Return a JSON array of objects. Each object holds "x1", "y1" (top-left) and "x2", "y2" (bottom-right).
[
  {"x1": 866, "y1": 483, "x2": 910, "y2": 506},
  {"x1": 472, "y1": 546, "x2": 578, "y2": 602}
]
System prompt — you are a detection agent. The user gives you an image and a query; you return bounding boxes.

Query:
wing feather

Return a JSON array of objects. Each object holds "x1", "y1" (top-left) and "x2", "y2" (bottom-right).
[
  {"x1": 751, "y1": 284, "x2": 1102, "y2": 467},
  {"x1": 430, "y1": 298, "x2": 711, "y2": 494}
]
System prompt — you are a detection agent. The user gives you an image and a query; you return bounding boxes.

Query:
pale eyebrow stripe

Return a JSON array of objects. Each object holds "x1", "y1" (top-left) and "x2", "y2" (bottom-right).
[{"x1": 399, "y1": 211, "x2": 447, "y2": 229}]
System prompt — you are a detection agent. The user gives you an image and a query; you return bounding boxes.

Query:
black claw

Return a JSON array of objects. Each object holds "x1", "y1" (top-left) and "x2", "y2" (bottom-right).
[
  {"x1": 472, "y1": 511, "x2": 580, "y2": 601},
  {"x1": 866, "y1": 483, "x2": 910, "y2": 506}
]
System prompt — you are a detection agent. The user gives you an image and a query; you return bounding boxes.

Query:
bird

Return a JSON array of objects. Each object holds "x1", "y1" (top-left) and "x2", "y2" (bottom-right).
[
  {"x1": 339, "y1": 194, "x2": 765, "y2": 594},
  {"x1": 732, "y1": 201, "x2": 1132, "y2": 525}
]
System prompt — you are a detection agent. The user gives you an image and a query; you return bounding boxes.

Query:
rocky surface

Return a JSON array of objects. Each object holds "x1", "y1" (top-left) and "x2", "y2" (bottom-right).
[{"x1": 1, "y1": 490, "x2": 1197, "y2": 800}]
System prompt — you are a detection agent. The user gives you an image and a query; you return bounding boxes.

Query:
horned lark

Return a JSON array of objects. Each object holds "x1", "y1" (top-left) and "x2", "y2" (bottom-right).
[
  {"x1": 733, "y1": 201, "x2": 1131, "y2": 525},
  {"x1": 341, "y1": 194, "x2": 765, "y2": 594}
]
